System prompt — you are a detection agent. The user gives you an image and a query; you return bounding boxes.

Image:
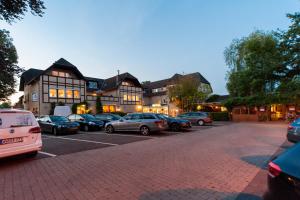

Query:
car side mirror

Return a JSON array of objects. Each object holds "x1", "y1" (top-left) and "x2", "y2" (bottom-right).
[
  {"x1": 79, "y1": 118, "x2": 84, "y2": 121},
  {"x1": 119, "y1": 119, "x2": 124, "y2": 122},
  {"x1": 46, "y1": 120, "x2": 51, "y2": 123}
]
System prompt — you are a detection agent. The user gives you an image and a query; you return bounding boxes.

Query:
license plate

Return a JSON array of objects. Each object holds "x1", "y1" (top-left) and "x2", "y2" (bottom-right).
[{"x1": 0, "y1": 137, "x2": 23, "y2": 145}]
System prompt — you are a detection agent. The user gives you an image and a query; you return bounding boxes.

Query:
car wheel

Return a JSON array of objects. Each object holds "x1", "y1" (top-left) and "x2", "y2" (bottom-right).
[
  {"x1": 171, "y1": 123, "x2": 180, "y2": 132},
  {"x1": 52, "y1": 127, "x2": 58, "y2": 136},
  {"x1": 106, "y1": 125, "x2": 114, "y2": 134},
  {"x1": 197, "y1": 120, "x2": 204, "y2": 126},
  {"x1": 84, "y1": 125, "x2": 89, "y2": 132},
  {"x1": 140, "y1": 126, "x2": 150, "y2": 136}
]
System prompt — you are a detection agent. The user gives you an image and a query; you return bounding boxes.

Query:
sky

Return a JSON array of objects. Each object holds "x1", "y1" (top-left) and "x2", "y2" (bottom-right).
[{"x1": 1, "y1": 0, "x2": 299, "y2": 104}]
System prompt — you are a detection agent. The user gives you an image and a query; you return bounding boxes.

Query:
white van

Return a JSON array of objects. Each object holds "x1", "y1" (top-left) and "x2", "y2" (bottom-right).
[
  {"x1": 54, "y1": 106, "x2": 72, "y2": 117},
  {"x1": 0, "y1": 109, "x2": 42, "y2": 158}
]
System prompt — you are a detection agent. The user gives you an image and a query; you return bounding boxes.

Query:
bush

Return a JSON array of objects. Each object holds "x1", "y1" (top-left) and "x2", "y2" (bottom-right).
[{"x1": 209, "y1": 112, "x2": 230, "y2": 121}]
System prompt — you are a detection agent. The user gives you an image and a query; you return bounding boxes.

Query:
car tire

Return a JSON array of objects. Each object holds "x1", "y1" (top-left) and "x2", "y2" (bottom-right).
[
  {"x1": 105, "y1": 125, "x2": 114, "y2": 134},
  {"x1": 52, "y1": 127, "x2": 58, "y2": 136},
  {"x1": 171, "y1": 123, "x2": 180, "y2": 132},
  {"x1": 197, "y1": 120, "x2": 204, "y2": 126},
  {"x1": 140, "y1": 126, "x2": 150, "y2": 136},
  {"x1": 84, "y1": 125, "x2": 89, "y2": 132}
]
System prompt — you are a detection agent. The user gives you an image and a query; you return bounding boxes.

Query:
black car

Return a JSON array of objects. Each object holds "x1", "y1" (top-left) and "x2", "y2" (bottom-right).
[
  {"x1": 94, "y1": 113, "x2": 121, "y2": 125},
  {"x1": 287, "y1": 118, "x2": 300, "y2": 143},
  {"x1": 37, "y1": 115, "x2": 80, "y2": 135},
  {"x1": 156, "y1": 114, "x2": 191, "y2": 131},
  {"x1": 264, "y1": 143, "x2": 300, "y2": 200},
  {"x1": 68, "y1": 114, "x2": 104, "y2": 131}
]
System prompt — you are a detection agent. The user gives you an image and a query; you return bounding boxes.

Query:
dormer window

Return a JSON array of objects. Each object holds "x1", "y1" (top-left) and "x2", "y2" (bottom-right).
[{"x1": 88, "y1": 81, "x2": 98, "y2": 89}]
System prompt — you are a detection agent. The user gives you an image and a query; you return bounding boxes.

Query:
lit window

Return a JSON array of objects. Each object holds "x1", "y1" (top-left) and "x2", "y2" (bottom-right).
[
  {"x1": 49, "y1": 89, "x2": 57, "y2": 97},
  {"x1": 58, "y1": 89, "x2": 65, "y2": 98},
  {"x1": 65, "y1": 73, "x2": 70, "y2": 78},
  {"x1": 136, "y1": 95, "x2": 139, "y2": 101},
  {"x1": 59, "y1": 72, "x2": 65, "y2": 77},
  {"x1": 128, "y1": 95, "x2": 132, "y2": 101},
  {"x1": 52, "y1": 71, "x2": 59, "y2": 76},
  {"x1": 132, "y1": 95, "x2": 136, "y2": 101},
  {"x1": 123, "y1": 95, "x2": 127, "y2": 101},
  {"x1": 74, "y1": 90, "x2": 80, "y2": 99},
  {"x1": 66, "y1": 90, "x2": 73, "y2": 98}
]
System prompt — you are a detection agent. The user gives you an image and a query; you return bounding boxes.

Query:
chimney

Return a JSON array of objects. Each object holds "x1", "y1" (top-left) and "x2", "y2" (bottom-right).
[{"x1": 116, "y1": 69, "x2": 120, "y2": 86}]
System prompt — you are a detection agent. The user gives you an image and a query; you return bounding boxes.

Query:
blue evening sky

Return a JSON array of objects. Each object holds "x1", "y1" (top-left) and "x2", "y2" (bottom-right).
[{"x1": 1, "y1": 0, "x2": 299, "y2": 103}]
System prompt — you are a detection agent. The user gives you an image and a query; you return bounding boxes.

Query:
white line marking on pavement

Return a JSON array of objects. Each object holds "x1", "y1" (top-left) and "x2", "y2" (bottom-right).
[
  {"x1": 44, "y1": 135, "x2": 119, "y2": 146},
  {"x1": 85, "y1": 132, "x2": 155, "y2": 139},
  {"x1": 38, "y1": 151, "x2": 57, "y2": 157}
]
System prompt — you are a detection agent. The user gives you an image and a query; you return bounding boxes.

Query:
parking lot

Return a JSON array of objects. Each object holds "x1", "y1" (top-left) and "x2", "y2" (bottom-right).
[
  {"x1": 0, "y1": 122, "x2": 287, "y2": 200},
  {"x1": 0, "y1": 122, "x2": 225, "y2": 164}
]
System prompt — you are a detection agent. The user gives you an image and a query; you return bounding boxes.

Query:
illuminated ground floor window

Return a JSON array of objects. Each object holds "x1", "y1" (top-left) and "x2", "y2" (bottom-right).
[{"x1": 103, "y1": 105, "x2": 116, "y2": 113}]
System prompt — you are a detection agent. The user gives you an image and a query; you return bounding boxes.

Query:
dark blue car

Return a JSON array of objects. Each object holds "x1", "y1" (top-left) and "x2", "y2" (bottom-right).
[
  {"x1": 156, "y1": 114, "x2": 191, "y2": 131},
  {"x1": 264, "y1": 143, "x2": 300, "y2": 200},
  {"x1": 287, "y1": 118, "x2": 300, "y2": 143}
]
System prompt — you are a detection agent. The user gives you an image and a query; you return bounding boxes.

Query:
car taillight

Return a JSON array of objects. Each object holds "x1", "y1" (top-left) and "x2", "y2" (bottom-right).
[
  {"x1": 154, "y1": 120, "x2": 163, "y2": 125},
  {"x1": 268, "y1": 162, "x2": 281, "y2": 178},
  {"x1": 288, "y1": 125, "x2": 295, "y2": 131},
  {"x1": 29, "y1": 126, "x2": 41, "y2": 134}
]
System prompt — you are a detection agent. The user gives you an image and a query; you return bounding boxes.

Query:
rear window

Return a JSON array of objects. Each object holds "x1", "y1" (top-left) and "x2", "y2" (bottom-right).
[
  {"x1": 142, "y1": 114, "x2": 156, "y2": 119},
  {"x1": 0, "y1": 112, "x2": 37, "y2": 129}
]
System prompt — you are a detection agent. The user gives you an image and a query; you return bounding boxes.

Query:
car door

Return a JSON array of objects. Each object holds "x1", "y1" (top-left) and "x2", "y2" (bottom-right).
[
  {"x1": 43, "y1": 116, "x2": 54, "y2": 133},
  {"x1": 37, "y1": 116, "x2": 47, "y2": 132},
  {"x1": 116, "y1": 115, "x2": 135, "y2": 131}
]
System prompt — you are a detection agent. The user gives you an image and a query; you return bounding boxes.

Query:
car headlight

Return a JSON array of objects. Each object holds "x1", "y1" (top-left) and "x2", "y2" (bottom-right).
[{"x1": 88, "y1": 122, "x2": 96, "y2": 125}]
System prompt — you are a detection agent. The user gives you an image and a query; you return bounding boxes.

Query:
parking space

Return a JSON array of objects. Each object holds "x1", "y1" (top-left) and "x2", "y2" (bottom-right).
[{"x1": 0, "y1": 122, "x2": 230, "y2": 166}]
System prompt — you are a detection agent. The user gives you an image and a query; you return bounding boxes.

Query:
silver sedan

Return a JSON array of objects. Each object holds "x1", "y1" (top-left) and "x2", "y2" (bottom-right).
[{"x1": 105, "y1": 113, "x2": 167, "y2": 136}]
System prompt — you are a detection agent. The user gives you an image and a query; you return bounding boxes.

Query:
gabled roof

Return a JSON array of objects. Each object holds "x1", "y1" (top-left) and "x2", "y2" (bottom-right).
[
  {"x1": 19, "y1": 58, "x2": 85, "y2": 91},
  {"x1": 44, "y1": 58, "x2": 85, "y2": 80},
  {"x1": 101, "y1": 72, "x2": 141, "y2": 91},
  {"x1": 19, "y1": 68, "x2": 43, "y2": 91},
  {"x1": 143, "y1": 72, "x2": 211, "y2": 90}
]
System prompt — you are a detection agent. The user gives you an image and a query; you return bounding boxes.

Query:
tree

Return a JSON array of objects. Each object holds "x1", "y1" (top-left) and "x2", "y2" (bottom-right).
[
  {"x1": 224, "y1": 31, "x2": 283, "y2": 97},
  {"x1": 96, "y1": 96, "x2": 103, "y2": 114},
  {"x1": 277, "y1": 13, "x2": 300, "y2": 79},
  {"x1": 0, "y1": 30, "x2": 23, "y2": 101},
  {"x1": 168, "y1": 76, "x2": 207, "y2": 111},
  {"x1": 0, "y1": 0, "x2": 45, "y2": 24}
]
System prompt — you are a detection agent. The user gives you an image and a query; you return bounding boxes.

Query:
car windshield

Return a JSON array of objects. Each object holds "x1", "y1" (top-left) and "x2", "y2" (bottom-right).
[
  {"x1": 50, "y1": 116, "x2": 69, "y2": 122},
  {"x1": 158, "y1": 114, "x2": 170, "y2": 120},
  {"x1": 293, "y1": 118, "x2": 300, "y2": 125},
  {"x1": 111, "y1": 114, "x2": 121, "y2": 120},
  {"x1": 82, "y1": 114, "x2": 96, "y2": 120}
]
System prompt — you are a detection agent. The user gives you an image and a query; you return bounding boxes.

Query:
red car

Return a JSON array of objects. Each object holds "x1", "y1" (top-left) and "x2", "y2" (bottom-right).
[{"x1": 177, "y1": 112, "x2": 212, "y2": 126}]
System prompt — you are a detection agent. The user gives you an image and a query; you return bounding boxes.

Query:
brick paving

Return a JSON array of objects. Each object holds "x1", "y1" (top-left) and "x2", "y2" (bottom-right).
[{"x1": 0, "y1": 122, "x2": 287, "y2": 200}]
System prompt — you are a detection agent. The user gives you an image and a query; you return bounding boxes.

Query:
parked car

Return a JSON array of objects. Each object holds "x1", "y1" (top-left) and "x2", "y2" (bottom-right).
[
  {"x1": 177, "y1": 112, "x2": 212, "y2": 126},
  {"x1": 105, "y1": 113, "x2": 167, "y2": 136},
  {"x1": 37, "y1": 115, "x2": 80, "y2": 135},
  {"x1": 264, "y1": 143, "x2": 300, "y2": 200},
  {"x1": 287, "y1": 118, "x2": 300, "y2": 143},
  {"x1": 94, "y1": 113, "x2": 121, "y2": 125},
  {"x1": 156, "y1": 114, "x2": 191, "y2": 131},
  {"x1": 68, "y1": 114, "x2": 104, "y2": 131},
  {"x1": 0, "y1": 109, "x2": 42, "y2": 158}
]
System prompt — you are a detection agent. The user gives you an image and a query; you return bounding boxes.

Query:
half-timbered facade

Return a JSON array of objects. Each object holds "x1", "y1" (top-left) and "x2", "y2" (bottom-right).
[{"x1": 19, "y1": 58, "x2": 143, "y2": 116}]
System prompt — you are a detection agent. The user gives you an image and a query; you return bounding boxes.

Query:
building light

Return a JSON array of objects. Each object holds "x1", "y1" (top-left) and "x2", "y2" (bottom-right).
[{"x1": 152, "y1": 104, "x2": 161, "y2": 107}]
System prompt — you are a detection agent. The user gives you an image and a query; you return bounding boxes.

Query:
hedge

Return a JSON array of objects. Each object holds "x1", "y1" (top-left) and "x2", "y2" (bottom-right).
[{"x1": 208, "y1": 112, "x2": 230, "y2": 121}]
